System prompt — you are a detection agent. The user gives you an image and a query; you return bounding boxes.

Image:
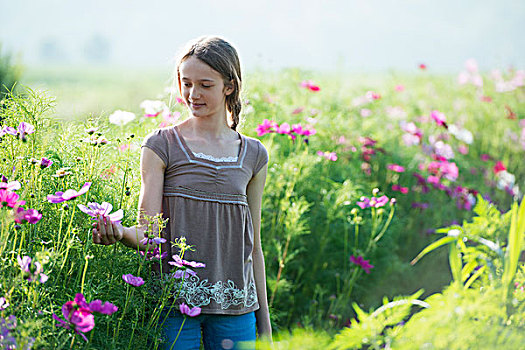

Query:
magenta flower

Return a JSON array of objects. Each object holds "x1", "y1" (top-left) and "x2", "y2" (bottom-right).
[
  {"x1": 39, "y1": 157, "x2": 53, "y2": 169},
  {"x1": 292, "y1": 107, "x2": 304, "y2": 114},
  {"x1": 14, "y1": 207, "x2": 42, "y2": 224},
  {"x1": 47, "y1": 182, "x2": 91, "y2": 203},
  {"x1": 350, "y1": 255, "x2": 374, "y2": 274},
  {"x1": 392, "y1": 185, "x2": 409, "y2": 194},
  {"x1": 300, "y1": 80, "x2": 321, "y2": 92},
  {"x1": 17, "y1": 122, "x2": 35, "y2": 136},
  {"x1": 139, "y1": 233, "x2": 167, "y2": 246},
  {"x1": 430, "y1": 110, "x2": 447, "y2": 128},
  {"x1": 387, "y1": 164, "x2": 405, "y2": 173},
  {"x1": 0, "y1": 189, "x2": 24, "y2": 209},
  {"x1": 122, "y1": 274, "x2": 145, "y2": 287},
  {"x1": 255, "y1": 119, "x2": 278, "y2": 136},
  {"x1": 77, "y1": 202, "x2": 123, "y2": 223},
  {"x1": 17, "y1": 255, "x2": 48, "y2": 283},
  {"x1": 139, "y1": 246, "x2": 168, "y2": 261},
  {"x1": 0, "y1": 125, "x2": 17, "y2": 136},
  {"x1": 292, "y1": 123, "x2": 316, "y2": 137},
  {"x1": 480, "y1": 154, "x2": 491, "y2": 162},
  {"x1": 412, "y1": 202, "x2": 429, "y2": 210},
  {"x1": 493, "y1": 161, "x2": 506, "y2": 174},
  {"x1": 87, "y1": 299, "x2": 119, "y2": 315},
  {"x1": 317, "y1": 151, "x2": 338, "y2": 161},
  {"x1": 365, "y1": 91, "x2": 381, "y2": 100},
  {"x1": 53, "y1": 293, "x2": 117, "y2": 341},
  {"x1": 168, "y1": 255, "x2": 206, "y2": 269},
  {"x1": 173, "y1": 269, "x2": 197, "y2": 279},
  {"x1": 276, "y1": 122, "x2": 291, "y2": 135},
  {"x1": 356, "y1": 195, "x2": 390, "y2": 209},
  {"x1": 179, "y1": 303, "x2": 201, "y2": 317}
]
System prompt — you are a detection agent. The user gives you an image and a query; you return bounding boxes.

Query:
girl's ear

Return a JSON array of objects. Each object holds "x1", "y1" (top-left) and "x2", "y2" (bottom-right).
[{"x1": 224, "y1": 80, "x2": 234, "y2": 96}]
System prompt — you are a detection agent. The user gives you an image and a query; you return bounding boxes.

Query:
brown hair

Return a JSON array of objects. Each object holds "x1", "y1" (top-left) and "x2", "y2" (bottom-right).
[{"x1": 176, "y1": 36, "x2": 242, "y2": 130}]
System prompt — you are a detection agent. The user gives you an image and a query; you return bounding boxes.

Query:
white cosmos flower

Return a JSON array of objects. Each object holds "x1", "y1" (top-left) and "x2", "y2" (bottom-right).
[
  {"x1": 140, "y1": 100, "x2": 167, "y2": 117},
  {"x1": 109, "y1": 110, "x2": 136, "y2": 126},
  {"x1": 496, "y1": 170, "x2": 515, "y2": 190},
  {"x1": 448, "y1": 124, "x2": 473, "y2": 144}
]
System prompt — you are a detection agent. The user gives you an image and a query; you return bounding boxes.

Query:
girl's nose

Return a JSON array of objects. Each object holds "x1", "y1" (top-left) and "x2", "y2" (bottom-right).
[{"x1": 190, "y1": 87, "x2": 200, "y2": 99}]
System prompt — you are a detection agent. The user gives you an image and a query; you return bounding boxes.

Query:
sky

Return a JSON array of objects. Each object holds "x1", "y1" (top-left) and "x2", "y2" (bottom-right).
[{"x1": 1, "y1": 0, "x2": 524, "y2": 73}]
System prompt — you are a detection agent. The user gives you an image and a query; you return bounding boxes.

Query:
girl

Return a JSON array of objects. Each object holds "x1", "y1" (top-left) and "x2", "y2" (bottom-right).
[{"x1": 93, "y1": 36, "x2": 272, "y2": 349}]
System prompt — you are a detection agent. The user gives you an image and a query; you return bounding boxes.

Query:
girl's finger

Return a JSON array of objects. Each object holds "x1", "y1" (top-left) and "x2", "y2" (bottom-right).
[{"x1": 92, "y1": 229, "x2": 101, "y2": 244}]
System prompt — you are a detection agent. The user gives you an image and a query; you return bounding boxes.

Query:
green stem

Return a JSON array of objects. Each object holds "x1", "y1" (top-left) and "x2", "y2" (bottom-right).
[{"x1": 169, "y1": 317, "x2": 187, "y2": 350}]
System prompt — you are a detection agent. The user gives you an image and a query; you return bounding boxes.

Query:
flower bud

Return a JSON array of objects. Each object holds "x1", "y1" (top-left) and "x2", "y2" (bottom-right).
[{"x1": 372, "y1": 188, "x2": 379, "y2": 196}]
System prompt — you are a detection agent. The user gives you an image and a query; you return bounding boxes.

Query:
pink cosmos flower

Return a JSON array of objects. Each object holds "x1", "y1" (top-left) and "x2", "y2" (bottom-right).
[
  {"x1": 292, "y1": 123, "x2": 316, "y2": 137},
  {"x1": 427, "y1": 175, "x2": 440, "y2": 185},
  {"x1": 430, "y1": 110, "x2": 447, "y2": 128},
  {"x1": 276, "y1": 122, "x2": 291, "y2": 135},
  {"x1": 387, "y1": 164, "x2": 405, "y2": 173},
  {"x1": 14, "y1": 207, "x2": 42, "y2": 224},
  {"x1": 53, "y1": 293, "x2": 117, "y2": 341},
  {"x1": 0, "y1": 189, "x2": 24, "y2": 209},
  {"x1": 356, "y1": 195, "x2": 390, "y2": 209},
  {"x1": 255, "y1": 119, "x2": 278, "y2": 136},
  {"x1": 392, "y1": 185, "x2": 409, "y2": 194},
  {"x1": 17, "y1": 255, "x2": 48, "y2": 283},
  {"x1": 493, "y1": 161, "x2": 506, "y2": 174},
  {"x1": 350, "y1": 255, "x2": 374, "y2": 274},
  {"x1": 419, "y1": 63, "x2": 427, "y2": 70},
  {"x1": 480, "y1": 95, "x2": 492, "y2": 103},
  {"x1": 395, "y1": 85, "x2": 405, "y2": 92},
  {"x1": 458, "y1": 144, "x2": 469, "y2": 155},
  {"x1": 0, "y1": 180, "x2": 21, "y2": 191},
  {"x1": 139, "y1": 246, "x2": 168, "y2": 261},
  {"x1": 360, "y1": 109, "x2": 372, "y2": 117},
  {"x1": 300, "y1": 80, "x2": 321, "y2": 92},
  {"x1": 0, "y1": 125, "x2": 17, "y2": 136},
  {"x1": 292, "y1": 107, "x2": 304, "y2": 115},
  {"x1": 365, "y1": 91, "x2": 381, "y2": 100},
  {"x1": 77, "y1": 202, "x2": 123, "y2": 223},
  {"x1": 317, "y1": 151, "x2": 338, "y2": 161},
  {"x1": 47, "y1": 182, "x2": 91, "y2": 203},
  {"x1": 39, "y1": 157, "x2": 53, "y2": 169},
  {"x1": 480, "y1": 154, "x2": 491, "y2": 162},
  {"x1": 179, "y1": 303, "x2": 201, "y2": 317},
  {"x1": 411, "y1": 202, "x2": 429, "y2": 209},
  {"x1": 122, "y1": 274, "x2": 145, "y2": 287},
  {"x1": 168, "y1": 255, "x2": 206, "y2": 269},
  {"x1": 173, "y1": 269, "x2": 197, "y2": 279}
]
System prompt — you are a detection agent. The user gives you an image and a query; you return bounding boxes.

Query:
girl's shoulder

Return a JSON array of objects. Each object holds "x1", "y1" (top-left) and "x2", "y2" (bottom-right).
[{"x1": 238, "y1": 132, "x2": 269, "y2": 173}]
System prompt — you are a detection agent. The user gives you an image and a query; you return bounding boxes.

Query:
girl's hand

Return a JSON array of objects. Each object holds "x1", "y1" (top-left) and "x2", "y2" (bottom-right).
[{"x1": 92, "y1": 216, "x2": 124, "y2": 245}]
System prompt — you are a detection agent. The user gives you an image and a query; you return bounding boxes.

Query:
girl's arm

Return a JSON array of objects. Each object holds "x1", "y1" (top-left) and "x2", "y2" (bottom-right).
[
  {"x1": 247, "y1": 163, "x2": 272, "y2": 340},
  {"x1": 93, "y1": 147, "x2": 165, "y2": 251}
]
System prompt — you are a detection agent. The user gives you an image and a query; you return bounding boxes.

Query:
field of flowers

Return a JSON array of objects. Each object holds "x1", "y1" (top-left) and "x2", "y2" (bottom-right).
[{"x1": 0, "y1": 61, "x2": 524, "y2": 349}]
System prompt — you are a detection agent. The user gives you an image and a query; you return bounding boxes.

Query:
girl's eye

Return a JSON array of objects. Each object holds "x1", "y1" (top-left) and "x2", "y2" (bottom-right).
[
  {"x1": 183, "y1": 83, "x2": 191, "y2": 87},
  {"x1": 202, "y1": 85, "x2": 212, "y2": 88}
]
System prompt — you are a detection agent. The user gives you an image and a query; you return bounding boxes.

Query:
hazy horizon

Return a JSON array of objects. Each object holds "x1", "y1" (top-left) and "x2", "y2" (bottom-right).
[{"x1": 1, "y1": 0, "x2": 524, "y2": 73}]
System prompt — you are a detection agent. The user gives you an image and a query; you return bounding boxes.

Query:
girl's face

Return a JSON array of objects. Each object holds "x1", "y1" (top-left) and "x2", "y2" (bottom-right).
[{"x1": 179, "y1": 56, "x2": 233, "y2": 120}]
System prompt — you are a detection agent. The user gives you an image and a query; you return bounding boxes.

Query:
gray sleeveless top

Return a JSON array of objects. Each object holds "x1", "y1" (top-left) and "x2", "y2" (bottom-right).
[{"x1": 141, "y1": 125, "x2": 268, "y2": 315}]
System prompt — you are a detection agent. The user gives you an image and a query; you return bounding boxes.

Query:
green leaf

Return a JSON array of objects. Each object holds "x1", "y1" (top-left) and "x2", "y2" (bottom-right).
[
  {"x1": 449, "y1": 242, "x2": 463, "y2": 287},
  {"x1": 411, "y1": 236, "x2": 458, "y2": 265}
]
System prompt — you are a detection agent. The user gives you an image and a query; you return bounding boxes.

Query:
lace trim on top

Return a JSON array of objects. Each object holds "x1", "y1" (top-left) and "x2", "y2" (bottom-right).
[
  {"x1": 176, "y1": 275, "x2": 258, "y2": 310},
  {"x1": 192, "y1": 152, "x2": 238, "y2": 163}
]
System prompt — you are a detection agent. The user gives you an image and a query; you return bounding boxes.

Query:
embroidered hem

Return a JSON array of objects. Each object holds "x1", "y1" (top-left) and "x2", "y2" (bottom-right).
[{"x1": 175, "y1": 275, "x2": 258, "y2": 310}]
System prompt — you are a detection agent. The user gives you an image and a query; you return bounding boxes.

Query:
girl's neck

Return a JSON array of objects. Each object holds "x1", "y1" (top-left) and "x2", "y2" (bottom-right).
[{"x1": 186, "y1": 114, "x2": 235, "y2": 140}]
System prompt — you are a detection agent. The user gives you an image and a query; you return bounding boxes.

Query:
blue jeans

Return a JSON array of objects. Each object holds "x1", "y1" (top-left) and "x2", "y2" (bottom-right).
[{"x1": 160, "y1": 309, "x2": 256, "y2": 350}]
